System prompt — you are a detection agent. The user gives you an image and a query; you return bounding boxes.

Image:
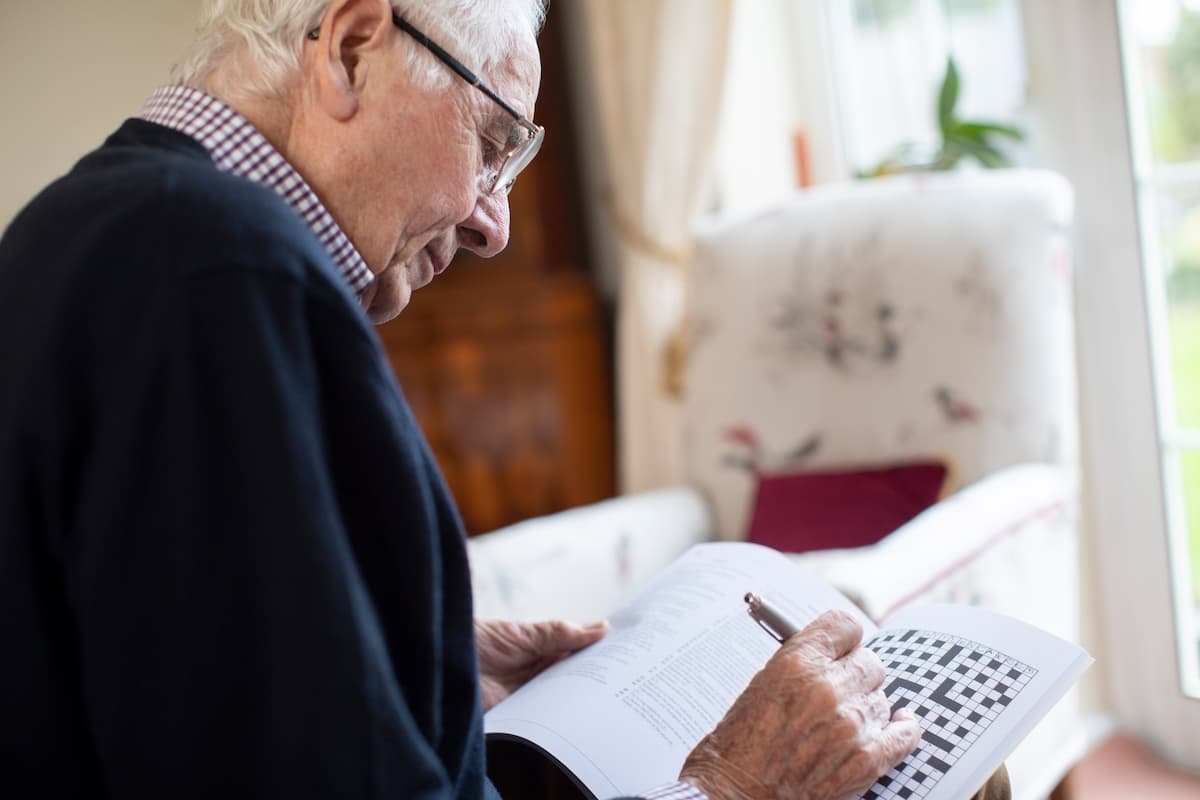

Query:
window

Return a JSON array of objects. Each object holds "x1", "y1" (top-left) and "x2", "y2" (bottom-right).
[
  {"x1": 709, "y1": 0, "x2": 1030, "y2": 215},
  {"x1": 1118, "y1": 0, "x2": 1200, "y2": 696},
  {"x1": 827, "y1": 0, "x2": 1028, "y2": 175}
]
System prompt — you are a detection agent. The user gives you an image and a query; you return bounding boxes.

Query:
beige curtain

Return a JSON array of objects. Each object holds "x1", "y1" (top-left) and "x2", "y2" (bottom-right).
[{"x1": 574, "y1": 0, "x2": 734, "y2": 492}]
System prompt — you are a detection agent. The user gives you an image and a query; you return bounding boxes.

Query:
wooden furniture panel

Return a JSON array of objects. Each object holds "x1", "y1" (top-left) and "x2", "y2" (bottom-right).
[{"x1": 378, "y1": 272, "x2": 615, "y2": 536}]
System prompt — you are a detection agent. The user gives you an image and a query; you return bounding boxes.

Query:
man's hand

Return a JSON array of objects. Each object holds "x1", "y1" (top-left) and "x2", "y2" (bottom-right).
[
  {"x1": 679, "y1": 610, "x2": 921, "y2": 800},
  {"x1": 475, "y1": 619, "x2": 608, "y2": 711}
]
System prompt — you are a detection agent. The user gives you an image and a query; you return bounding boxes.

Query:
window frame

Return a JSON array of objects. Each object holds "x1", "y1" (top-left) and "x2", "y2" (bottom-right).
[{"x1": 1020, "y1": 0, "x2": 1200, "y2": 765}]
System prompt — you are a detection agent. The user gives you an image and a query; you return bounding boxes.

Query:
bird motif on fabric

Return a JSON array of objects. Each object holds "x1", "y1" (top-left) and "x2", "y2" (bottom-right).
[
  {"x1": 721, "y1": 426, "x2": 822, "y2": 474},
  {"x1": 934, "y1": 385, "x2": 981, "y2": 423}
]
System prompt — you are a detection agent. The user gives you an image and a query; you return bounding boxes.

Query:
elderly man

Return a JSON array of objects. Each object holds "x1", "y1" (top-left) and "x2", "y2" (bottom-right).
[{"x1": 0, "y1": 0, "x2": 949, "y2": 798}]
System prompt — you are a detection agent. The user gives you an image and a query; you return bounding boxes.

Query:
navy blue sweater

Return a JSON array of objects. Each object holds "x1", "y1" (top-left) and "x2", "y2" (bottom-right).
[{"x1": 0, "y1": 121, "x2": 496, "y2": 798}]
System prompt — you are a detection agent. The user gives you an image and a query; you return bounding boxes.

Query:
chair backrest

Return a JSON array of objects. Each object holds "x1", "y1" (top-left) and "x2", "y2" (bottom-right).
[{"x1": 683, "y1": 170, "x2": 1077, "y2": 540}]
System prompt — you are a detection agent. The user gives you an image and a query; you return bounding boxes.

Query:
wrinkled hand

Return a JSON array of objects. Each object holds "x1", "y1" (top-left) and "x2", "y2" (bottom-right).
[
  {"x1": 475, "y1": 618, "x2": 608, "y2": 711},
  {"x1": 679, "y1": 610, "x2": 921, "y2": 800}
]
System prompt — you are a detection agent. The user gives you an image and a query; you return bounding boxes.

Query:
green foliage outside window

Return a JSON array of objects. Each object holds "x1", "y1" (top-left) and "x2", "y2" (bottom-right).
[
  {"x1": 1150, "y1": 10, "x2": 1200, "y2": 301},
  {"x1": 1152, "y1": 11, "x2": 1200, "y2": 164},
  {"x1": 851, "y1": 0, "x2": 917, "y2": 27},
  {"x1": 851, "y1": 0, "x2": 1005, "y2": 27}
]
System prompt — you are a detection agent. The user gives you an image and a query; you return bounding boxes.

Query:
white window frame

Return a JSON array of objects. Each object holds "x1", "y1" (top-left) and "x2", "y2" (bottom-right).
[
  {"x1": 1020, "y1": 0, "x2": 1200, "y2": 768},
  {"x1": 1118, "y1": 5, "x2": 1200, "y2": 698}
]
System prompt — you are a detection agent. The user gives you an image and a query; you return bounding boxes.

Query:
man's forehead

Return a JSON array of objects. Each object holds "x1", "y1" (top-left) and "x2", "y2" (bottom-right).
[{"x1": 487, "y1": 37, "x2": 541, "y2": 117}]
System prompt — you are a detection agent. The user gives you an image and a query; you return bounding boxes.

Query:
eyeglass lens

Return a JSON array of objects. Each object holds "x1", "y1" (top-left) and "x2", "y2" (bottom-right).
[{"x1": 491, "y1": 125, "x2": 544, "y2": 193}]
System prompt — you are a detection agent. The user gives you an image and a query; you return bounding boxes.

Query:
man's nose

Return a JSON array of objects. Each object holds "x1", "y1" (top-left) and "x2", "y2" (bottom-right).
[{"x1": 456, "y1": 190, "x2": 510, "y2": 258}]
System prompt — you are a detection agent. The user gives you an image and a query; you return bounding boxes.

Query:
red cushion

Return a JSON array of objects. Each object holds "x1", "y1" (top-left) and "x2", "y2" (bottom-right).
[{"x1": 745, "y1": 461, "x2": 948, "y2": 553}]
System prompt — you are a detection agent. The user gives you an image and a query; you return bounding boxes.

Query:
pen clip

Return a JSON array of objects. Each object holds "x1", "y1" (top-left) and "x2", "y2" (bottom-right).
[
  {"x1": 745, "y1": 592, "x2": 786, "y2": 643},
  {"x1": 752, "y1": 614, "x2": 785, "y2": 643}
]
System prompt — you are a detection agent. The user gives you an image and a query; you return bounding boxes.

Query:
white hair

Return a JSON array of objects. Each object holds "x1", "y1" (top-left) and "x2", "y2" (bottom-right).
[{"x1": 172, "y1": 0, "x2": 547, "y2": 102}]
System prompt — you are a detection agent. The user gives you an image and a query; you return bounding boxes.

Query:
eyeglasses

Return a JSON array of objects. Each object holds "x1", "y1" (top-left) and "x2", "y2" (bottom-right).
[{"x1": 307, "y1": 14, "x2": 544, "y2": 195}]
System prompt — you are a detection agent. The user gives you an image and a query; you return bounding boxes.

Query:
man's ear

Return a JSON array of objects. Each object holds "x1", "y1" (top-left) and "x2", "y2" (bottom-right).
[{"x1": 308, "y1": 0, "x2": 394, "y2": 121}]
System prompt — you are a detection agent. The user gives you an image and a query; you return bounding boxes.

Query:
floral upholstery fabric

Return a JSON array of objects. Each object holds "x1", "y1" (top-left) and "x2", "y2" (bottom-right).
[{"x1": 683, "y1": 170, "x2": 1077, "y2": 541}]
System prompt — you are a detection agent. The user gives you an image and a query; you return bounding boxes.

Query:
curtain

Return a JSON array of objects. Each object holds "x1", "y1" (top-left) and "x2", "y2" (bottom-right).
[{"x1": 574, "y1": 0, "x2": 734, "y2": 492}]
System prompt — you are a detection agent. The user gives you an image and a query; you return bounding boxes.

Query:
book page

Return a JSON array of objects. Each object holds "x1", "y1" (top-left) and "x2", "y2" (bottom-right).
[
  {"x1": 858, "y1": 604, "x2": 1092, "y2": 800},
  {"x1": 484, "y1": 542, "x2": 870, "y2": 798}
]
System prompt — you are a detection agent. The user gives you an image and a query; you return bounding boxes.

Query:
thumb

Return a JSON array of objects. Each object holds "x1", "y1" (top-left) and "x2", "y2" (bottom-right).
[{"x1": 529, "y1": 619, "x2": 609, "y2": 654}]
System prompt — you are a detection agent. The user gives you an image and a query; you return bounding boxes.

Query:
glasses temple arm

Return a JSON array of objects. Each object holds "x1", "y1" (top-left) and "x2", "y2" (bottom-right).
[{"x1": 391, "y1": 13, "x2": 525, "y2": 123}]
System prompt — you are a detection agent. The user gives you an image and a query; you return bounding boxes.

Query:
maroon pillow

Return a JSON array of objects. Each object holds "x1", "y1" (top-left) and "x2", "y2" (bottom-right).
[{"x1": 744, "y1": 461, "x2": 948, "y2": 553}]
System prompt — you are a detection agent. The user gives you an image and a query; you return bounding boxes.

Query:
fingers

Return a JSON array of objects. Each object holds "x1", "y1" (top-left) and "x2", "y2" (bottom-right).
[
  {"x1": 786, "y1": 609, "x2": 863, "y2": 661},
  {"x1": 874, "y1": 708, "x2": 923, "y2": 768},
  {"x1": 824, "y1": 708, "x2": 923, "y2": 798},
  {"x1": 526, "y1": 619, "x2": 608, "y2": 655},
  {"x1": 834, "y1": 645, "x2": 887, "y2": 693},
  {"x1": 843, "y1": 688, "x2": 896, "y2": 733}
]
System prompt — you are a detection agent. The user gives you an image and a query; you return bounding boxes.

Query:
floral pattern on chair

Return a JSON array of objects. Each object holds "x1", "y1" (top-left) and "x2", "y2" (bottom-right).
[{"x1": 683, "y1": 170, "x2": 1077, "y2": 542}]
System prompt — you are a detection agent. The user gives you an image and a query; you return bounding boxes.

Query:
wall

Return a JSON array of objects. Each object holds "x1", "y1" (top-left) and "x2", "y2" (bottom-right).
[{"x1": 0, "y1": 1, "x2": 200, "y2": 228}]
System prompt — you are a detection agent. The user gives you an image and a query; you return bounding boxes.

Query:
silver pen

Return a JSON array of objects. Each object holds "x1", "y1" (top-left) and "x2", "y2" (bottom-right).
[{"x1": 744, "y1": 592, "x2": 802, "y2": 643}]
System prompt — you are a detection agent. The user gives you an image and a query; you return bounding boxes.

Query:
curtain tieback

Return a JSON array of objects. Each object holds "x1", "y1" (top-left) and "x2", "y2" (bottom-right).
[
  {"x1": 606, "y1": 195, "x2": 693, "y2": 267},
  {"x1": 606, "y1": 195, "x2": 692, "y2": 399}
]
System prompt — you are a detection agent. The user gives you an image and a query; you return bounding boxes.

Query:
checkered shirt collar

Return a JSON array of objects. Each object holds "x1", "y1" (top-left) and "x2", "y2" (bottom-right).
[{"x1": 139, "y1": 85, "x2": 374, "y2": 297}]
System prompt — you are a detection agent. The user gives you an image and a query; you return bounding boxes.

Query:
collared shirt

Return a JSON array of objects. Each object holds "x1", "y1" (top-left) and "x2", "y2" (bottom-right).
[
  {"x1": 139, "y1": 84, "x2": 374, "y2": 298},
  {"x1": 138, "y1": 82, "x2": 707, "y2": 800}
]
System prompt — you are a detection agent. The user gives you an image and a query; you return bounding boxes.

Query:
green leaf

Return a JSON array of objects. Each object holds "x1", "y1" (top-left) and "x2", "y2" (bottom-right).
[
  {"x1": 938, "y1": 57, "x2": 961, "y2": 130},
  {"x1": 955, "y1": 120, "x2": 1026, "y2": 141},
  {"x1": 858, "y1": 141, "x2": 922, "y2": 178},
  {"x1": 953, "y1": 136, "x2": 1010, "y2": 168},
  {"x1": 931, "y1": 141, "x2": 963, "y2": 170}
]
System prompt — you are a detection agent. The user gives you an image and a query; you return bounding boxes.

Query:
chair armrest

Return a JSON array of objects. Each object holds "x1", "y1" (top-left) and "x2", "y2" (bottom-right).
[
  {"x1": 792, "y1": 463, "x2": 1075, "y2": 622},
  {"x1": 468, "y1": 488, "x2": 713, "y2": 622}
]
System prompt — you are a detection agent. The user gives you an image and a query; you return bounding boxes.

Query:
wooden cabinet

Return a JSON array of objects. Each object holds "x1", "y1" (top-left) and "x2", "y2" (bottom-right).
[
  {"x1": 376, "y1": 11, "x2": 616, "y2": 535},
  {"x1": 377, "y1": 272, "x2": 614, "y2": 535}
]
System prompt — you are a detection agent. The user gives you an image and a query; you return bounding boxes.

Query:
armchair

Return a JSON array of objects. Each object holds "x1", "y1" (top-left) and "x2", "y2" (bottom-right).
[{"x1": 469, "y1": 170, "x2": 1086, "y2": 800}]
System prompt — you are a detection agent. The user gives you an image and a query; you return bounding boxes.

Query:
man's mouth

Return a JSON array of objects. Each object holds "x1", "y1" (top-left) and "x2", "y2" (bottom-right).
[{"x1": 427, "y1": 245, "x2": 448, "y2": 275}]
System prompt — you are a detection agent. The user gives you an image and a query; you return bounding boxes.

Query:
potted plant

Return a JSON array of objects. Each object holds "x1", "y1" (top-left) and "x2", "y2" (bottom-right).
[{"x1": 859, "y1": 56, "x2": 1025, "y2": 177}]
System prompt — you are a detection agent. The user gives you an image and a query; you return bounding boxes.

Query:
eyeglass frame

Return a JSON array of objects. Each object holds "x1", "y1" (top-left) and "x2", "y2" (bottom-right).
[{"x1": 306, "y1": 13, "x2": 544, "y2": 195}]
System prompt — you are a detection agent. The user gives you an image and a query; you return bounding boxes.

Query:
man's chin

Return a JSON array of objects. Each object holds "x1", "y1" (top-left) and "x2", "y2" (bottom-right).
[{"x1": 365, "y1": 274, "x2": 412, "y2": 325}]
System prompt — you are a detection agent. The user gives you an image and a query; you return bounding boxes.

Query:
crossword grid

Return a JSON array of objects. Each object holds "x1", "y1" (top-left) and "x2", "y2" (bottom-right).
[{"x1": 856, "y1": 629, "x2": 1036, "y2": 800}]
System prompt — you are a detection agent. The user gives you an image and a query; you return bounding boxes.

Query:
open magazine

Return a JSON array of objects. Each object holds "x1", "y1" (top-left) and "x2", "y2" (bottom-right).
[{"x1": 484, "y1": 542, "x2": 1092, "y2": 800}]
